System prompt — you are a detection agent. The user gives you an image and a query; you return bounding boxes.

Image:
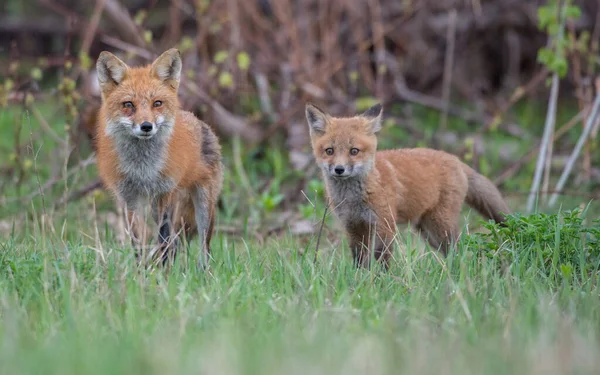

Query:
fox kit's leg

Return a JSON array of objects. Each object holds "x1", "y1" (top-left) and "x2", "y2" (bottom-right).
[
  {"x1": 192, "y1": 186, "x2": 212, "y2": 269},
  {"x1": 347, "y1": 220, "x2": 394, "y2": 269},
  {"x1": 418, "y1": 204, "x2": 461, "y2": 256},
  {"x1": 346, "y1": 221, "x2": 371, "y2": 268},
  {"x1": 373, "y1": 221, "x2": 395, "y2": 269}
]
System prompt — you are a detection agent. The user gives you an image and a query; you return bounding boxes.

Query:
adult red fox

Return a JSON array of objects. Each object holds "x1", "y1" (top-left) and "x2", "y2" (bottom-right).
[
  {"x1": 305, "y1": 102, "x2": 510, "y2": 268},
  {"x1": 95, "y1": 48, "x2": 223, "y2": 268}
]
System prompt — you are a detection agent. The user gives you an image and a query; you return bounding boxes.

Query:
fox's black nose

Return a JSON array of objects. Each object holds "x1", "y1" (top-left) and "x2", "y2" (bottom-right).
[
  {"x1": 334, "y1": 166, "x2": 345, "y2": 175},
  {"x1": 140, "y1": 122, "x2": 153, "y2": 132}
]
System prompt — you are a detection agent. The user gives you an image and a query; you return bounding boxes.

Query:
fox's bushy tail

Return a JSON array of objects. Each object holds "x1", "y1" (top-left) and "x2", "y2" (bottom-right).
[{"x1": 463, "y1": 166, "x2": 511, "y2": 223}]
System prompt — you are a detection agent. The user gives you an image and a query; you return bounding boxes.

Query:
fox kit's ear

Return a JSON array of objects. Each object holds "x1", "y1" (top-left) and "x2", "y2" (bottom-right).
[
  {"x1": 96, "y1": 51, "x2": 129, "y2": 96},
  {"x1": 361, "y1": 103, "x2": 383, "y2": 133},
  {"x1": 305, "y1": 103, "x2": 329, "y2": 134},
  {"x1": 151, "y1": 48, "x2": 182, "y2": 90}
]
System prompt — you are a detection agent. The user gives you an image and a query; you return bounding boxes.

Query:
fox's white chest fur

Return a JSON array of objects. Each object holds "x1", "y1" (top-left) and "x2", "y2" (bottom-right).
[
  {"x1": 326, "y1": 177, "x2": 376, "y2": 226},
  {"x1": 113, "y1": 135, "x2": 175, "y2": 206}
]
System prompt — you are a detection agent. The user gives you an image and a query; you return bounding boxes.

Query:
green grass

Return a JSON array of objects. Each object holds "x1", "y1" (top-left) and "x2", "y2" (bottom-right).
[
  {"x1": 1, "y1": 209, "x2": 600, "y2": 375},
  {"x1": 1, "y1": 99, "x2": 600, "y2": 374}
]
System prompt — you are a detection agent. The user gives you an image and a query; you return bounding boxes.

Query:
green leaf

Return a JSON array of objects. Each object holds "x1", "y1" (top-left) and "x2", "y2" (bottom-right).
[
  {"x1": 537, "y1": 6, "x2": 553, "y2": 30},
  {"x1": 143, "y1": 30, "x2": 153, "y2": 44},
  {"x1": 554, "y1": 59, "x2": 568, "y2": 78},
  {"x1": 236, "y1": 52, "x2": 251, "y2": 71},
  {"x1": 536, "y1": 47, "x2": 554, "y2": 67},
  {"x1": 214, "y1": 50, "x2": 229, "y2": 64},
  {"x1": 179, "y1": 37, "x2": 195, "y2": 53},
  {"x1": 79, "y1": 51, "x2": 92, "y2": 71},
  {"x1": 355, "y1": 97, "x2": 379, "y2": 112},
  {"x1": 30, "y1": 67, "x2": 42, "y2": 81},
  {"x1": 560, "y1": 263, "x2": 573, "y2": 279},
  {"x1": 548, "y1": 23, "x2": 560, "y2": 37},
  {"x1": 134, "y1": 10, "x2": 147, "y2": 26},
  {"x1": 564, "y1": 5, "x2": 581, "y2": 20},
  {"x1": 218, "y1": 72, "x2": 234, "y2": 88}
]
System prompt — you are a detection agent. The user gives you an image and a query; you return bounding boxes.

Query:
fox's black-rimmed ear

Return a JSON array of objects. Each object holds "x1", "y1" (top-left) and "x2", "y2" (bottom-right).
[
  {"x1": 151, "y1": 48, "x2": 182, "y2": 90},
  {"x1": 96, "y1": 51, "x2": 129, "y2": 97},
  {"x1": 361, "y1": 103, "x2": 383, "y2": 133},
  {"x1": 305, "y1": 103, "x2": 329, "y2": 134}
]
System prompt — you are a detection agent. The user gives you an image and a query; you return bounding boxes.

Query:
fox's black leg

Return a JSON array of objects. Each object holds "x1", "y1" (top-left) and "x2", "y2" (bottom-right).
[
  {"x1": 157, "y1": 212, "x2": 176, "y2": 265},
  {"x1": 151, "y1": 199, "x2": 178, "y2": 266}
]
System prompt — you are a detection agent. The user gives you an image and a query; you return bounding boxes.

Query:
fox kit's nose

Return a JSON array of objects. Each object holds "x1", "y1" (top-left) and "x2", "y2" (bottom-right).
[
  {"x1": 334, "y1": 166, "x2": 345, "y2": 175},
  {"x1": 140, "y1": 122, "x2": 154, "y2": 133}
]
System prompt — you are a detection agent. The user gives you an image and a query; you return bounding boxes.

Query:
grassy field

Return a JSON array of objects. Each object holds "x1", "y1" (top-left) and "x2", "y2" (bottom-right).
[
  {"x1": 1, "y1": 101, "x2": 600, "y2": 374},
  {"x1": 1, "y1": 211, "x2": 600, "y2": 374}
]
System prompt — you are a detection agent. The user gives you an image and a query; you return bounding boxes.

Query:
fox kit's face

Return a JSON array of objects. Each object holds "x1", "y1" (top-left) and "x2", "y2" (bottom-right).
[
  {"x1": 96, "y1": 49, "x2": 182, "y2": 140},
  {"x1": 306, "y1": 103, "x2": 382, "y2": 180}
]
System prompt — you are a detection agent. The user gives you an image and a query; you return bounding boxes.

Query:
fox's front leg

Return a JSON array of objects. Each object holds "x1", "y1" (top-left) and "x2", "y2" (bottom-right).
[
  {"x1": 124, "y1": 205, "x2": 146, "y2": 259},
  {"x1": 347, "y1": 220, "x2": 394, "y2": 269},
  {"x1": 192, "y1": 186, "x2": 214, "y2": 270},
  {"x1": 151, "y1": 195, "x2": 179, "y2": 265},
  {"x1": 347, "y1": 222, "x2": 372, "y2": 268}
]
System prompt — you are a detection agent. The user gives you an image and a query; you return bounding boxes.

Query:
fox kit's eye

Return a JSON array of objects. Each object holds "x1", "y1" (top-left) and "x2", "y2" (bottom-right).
[
  {"x1": 325, "y1": 148, "x2": 334, "y2": 155},
  {"x1": 153, "y1": 100, "x2": 162, "y2": 108},
  {"x1": 123, "y1": 101, "x2": 134, "y2": 109},
  {"x1": 350, "y1": 148, "x2": 359, "y2": 156}
]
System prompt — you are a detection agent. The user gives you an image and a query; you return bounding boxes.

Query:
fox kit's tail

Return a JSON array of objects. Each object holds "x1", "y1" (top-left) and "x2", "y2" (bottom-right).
[{"x1": 463, "y1": 166, "x2": 511, "y2": 223}]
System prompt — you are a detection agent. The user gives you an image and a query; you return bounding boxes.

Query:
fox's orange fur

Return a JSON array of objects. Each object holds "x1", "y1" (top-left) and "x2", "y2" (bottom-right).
[
  {"x1": 306, "y1": 103, "x2": 510, "y2": 268},
  {"x1": 95, "y1": 48, "x2": 223, "y2": 267}
]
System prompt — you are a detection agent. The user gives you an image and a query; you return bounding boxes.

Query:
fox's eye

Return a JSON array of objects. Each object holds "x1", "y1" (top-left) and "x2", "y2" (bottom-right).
[
  {"x1": 325, "y1": 148, "x2": 334, "y2": 156},
  {"x1": 123, "y1": 101, "x2": 134, "y2": 109},
  {"x1": 153, "y1": 100, "x2": 162, "y2": 108},
  {"x1": 350, "y1": 148, "x2": 359, "y2": 156}
]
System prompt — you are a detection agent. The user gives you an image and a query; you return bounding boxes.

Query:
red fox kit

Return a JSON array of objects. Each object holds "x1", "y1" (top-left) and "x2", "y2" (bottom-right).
[
  {"x1": 95, "y1": 48, "x2": 223, "y2": 267},
  {"x1": 305, "y1": 103, "x2": 510, "y2": 268}
]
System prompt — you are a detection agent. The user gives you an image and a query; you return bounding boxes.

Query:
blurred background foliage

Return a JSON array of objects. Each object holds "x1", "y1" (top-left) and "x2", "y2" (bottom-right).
[{"x1": 0, "y1": 0, "x2": 599, "y2": 241}]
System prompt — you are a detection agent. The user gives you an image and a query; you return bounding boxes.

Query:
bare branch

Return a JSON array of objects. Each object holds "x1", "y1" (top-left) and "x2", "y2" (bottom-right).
[{"x1": 549, "y1": 92, "x2": 600, "y2": 207}]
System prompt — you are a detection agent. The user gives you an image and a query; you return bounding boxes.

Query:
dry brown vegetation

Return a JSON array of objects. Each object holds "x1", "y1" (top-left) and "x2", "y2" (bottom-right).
[{"x1": 1, "y1": 0, "x2": 600, "y2": 228}]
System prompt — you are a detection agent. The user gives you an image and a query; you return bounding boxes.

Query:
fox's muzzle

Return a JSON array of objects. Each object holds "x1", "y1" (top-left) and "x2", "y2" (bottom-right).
[
  {"x1": 133, "y1": 121, "x2": 157, "y2": 139},
  {"x1": 140, "y1": 121, "x2": 153, "y2": 133},
  {"x1": 334, "y1": 165, "x2": 345, "y2": 175}
]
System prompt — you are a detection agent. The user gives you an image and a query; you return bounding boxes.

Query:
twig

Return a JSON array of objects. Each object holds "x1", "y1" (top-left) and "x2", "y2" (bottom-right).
[
  {"x1": 313, "y1": 201, "x2": 330, "y2": 264},
  {"x1": 506, "y1": 189, "x2": 600, "y2": 200},
  {"x1": 494, "y1": 109, "x2": 584, "y2": 186},
  {"x1": 526, "y1": 71, "x2": 560, "y2": 212},
  {"x1": 161, "y1": 0, "x2": 182, "y2": 47},
  {"x1": 102, "y1": 0, "x2": 146, "y2": 48},
  {"x1": 368, "y1": 0, "x2": 386, "y2": 96},
  {"x1": 253, "y1": 72, "x2": 276, "y2": 123},
  {"x1": 99, "y1": 35, "x2": 154, "y2": 60},
  {"x1": 440, "y1": 9, "x2": 457, "y2": 130},
  {"x1": 30, "y1": 105, "x2": 67, "y2": 147},
  {"x1": 25, "y1": 111, "x2": 47, "y2": 217},
  {"x1": 183, "y1": 81, "x2": 263, "y2": 143},
  {"x1": 232, "y1": 135, "x2": 256, "y2": 199},
  {"x1": 566, "y1": 18, "x2": 590, "y2": 182},
  {"x1": 7, "y1": 154, "x2": 96, "y2": 204},
  {"x1": 549, "y1": 92, "x2": 600, "y2": 207},
  {"x1": 387, "y1": 53, "x2": 527, "y2": 135},
  {"x1": 55, "y1": 179, "x2": 103, "y2": 208},
  {"x1": 526, "y1": 1, "x2": 567, "y2": 212},
  {"x1": 80, "y1": 0, "x2": 106, "y2": 55}
]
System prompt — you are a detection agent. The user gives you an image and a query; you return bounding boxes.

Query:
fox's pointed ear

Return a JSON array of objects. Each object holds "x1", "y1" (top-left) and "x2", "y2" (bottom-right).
[
  {"x1": 151, "y1": 48, "x2": 182, "y2": 90},
  {"x1": 361, "y1": 103, "x2": 383, "y2": 133},
  {"x1": 96, "y1": 51, "x2": 129, "y2": 96},
  {"x1": 305, "y1": 103, "x2": 329, "y2": 134}
]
